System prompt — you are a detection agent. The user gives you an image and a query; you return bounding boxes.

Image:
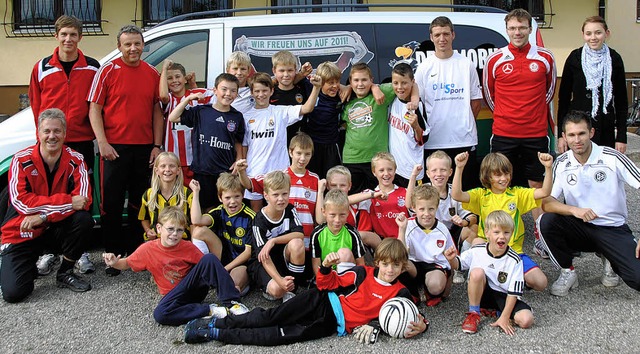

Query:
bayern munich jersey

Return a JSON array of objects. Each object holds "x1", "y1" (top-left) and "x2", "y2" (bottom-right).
[
  {"x1": 358, "y1": 185, "x2": 408, "y2": 239},
  {"x1": 551, "y1": 143, "x2": 640, "y2": 227},
  {"x1": 388, "y1": 98, "x2": 429, "y2": 180},
  {"x1": 404, "y1": 218, "x2": 454, "y2": 269},
  {"x1": 243, "y1": 104, "x2": 303, "y2": 177},
  {"x1": 162, "y1": 88, "x2": 214, "y2": 166},
  {"x1": 458, "y1": 244, "x2": 525, "y2": 296}
]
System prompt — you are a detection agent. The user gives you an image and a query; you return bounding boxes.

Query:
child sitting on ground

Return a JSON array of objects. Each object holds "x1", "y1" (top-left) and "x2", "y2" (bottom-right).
[
  {"x1": 190, "y1": 169, "x2": 255, "y2": 296},
  {"x1": 444, "y1": 210, "x2": 534, "y2": 335},
  {"x1": 396, "y1": 184, "x2": 455, "y2": 307},
  {"x1": 184, "y1": 238, "x2": 428, "y2": 346},
  {"x1": 451, "y1": 151, "x2": 553, "y2": 291},
  {"x1": 248, "y1": 170, "x2": 306, "y2": 302},
  {"x1": 310, "y1": 189, "x2": 366, "y2": 275},
  {"x1": 103, "y1": 206, "x2": 248, "y2": 326}
]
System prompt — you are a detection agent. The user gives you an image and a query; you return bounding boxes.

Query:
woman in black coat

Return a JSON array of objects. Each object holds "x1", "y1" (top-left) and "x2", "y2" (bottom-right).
[{"x1": 557, "y1": 16, "x2": 628, "y2": 153}]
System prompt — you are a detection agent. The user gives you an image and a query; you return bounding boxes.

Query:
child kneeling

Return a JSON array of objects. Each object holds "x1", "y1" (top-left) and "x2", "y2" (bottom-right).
[{"x1": 445, "y1": 210, "x2": 534, "y2": 335}]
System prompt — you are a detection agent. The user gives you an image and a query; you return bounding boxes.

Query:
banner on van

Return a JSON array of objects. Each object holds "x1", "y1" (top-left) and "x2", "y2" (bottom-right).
[{"x1": 234, "y1": 31, "x2": 374, "y2": 72}]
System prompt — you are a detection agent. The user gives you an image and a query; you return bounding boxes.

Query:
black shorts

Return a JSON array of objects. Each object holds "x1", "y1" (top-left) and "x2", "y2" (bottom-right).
[
  {"x1": 480, "y1": 283, "x2": 531, "y2": 318},
  {"x1": 248, "y1": 244, "x2": 291, "y2": 290},
  {"x1": 307, "y1": 142, "x2": 341, "y2": 179},
  {"x1": 412, "y1": 261, "x2": 451, "y2": 283},
  {"x1": 424, "y1": 146, "x2": 480, "y2": 190},
  {"x1": 490, "y1": 135, "x2": 549, "y2": 183},
  {"x1": 344, "y1": 162, "x2": 377, "y2": 194}
]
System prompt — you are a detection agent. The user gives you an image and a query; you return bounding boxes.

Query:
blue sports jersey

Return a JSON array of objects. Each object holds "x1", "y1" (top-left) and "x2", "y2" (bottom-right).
[
  {"x1": 303, "y1": 91, "x2": 342, "y2": 145},
  {"x1": 205, "y1": 203, "x2": 256, "y2": 266},
  {"x1": 180, "y1": 105, "x2": 244, "y2": 175}
]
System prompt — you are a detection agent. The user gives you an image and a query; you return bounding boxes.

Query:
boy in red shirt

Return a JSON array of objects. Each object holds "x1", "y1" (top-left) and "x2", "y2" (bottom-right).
[{"x1": 102, "y1": 207, "x2": 247, "y2": 326}]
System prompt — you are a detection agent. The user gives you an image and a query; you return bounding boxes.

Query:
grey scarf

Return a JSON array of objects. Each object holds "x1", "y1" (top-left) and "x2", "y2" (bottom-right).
[{"x1": 581, "y1": 43, "x2": 613, "y2": 118}]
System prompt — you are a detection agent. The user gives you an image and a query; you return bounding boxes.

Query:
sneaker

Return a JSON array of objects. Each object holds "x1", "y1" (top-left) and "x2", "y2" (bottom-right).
[
  {"x1": 550, "y1": 268, "x2": 579, "y2": 296},
  {"x1": 462, "y1": 312, "x2": 481, "y2": 334},
  {"x1": 37, "y1": 254, "x2": 60, "y2": 276},
  {"x1": 533, "y1": 229, "x2": 550, "y2": 259},
  {"x1": 262, "y1": 292, "x2": 278, "y2": 301},
  {"x1": 208, "y1": 304, "x2": 229, "y2": 319},
  {"x1": 184, "y1": 316, "x2": 218, "y2": 344},
  {"x1": 601, "y1": 257, "x2": 621, "y2": 287},
  {"x1": 453, "y1": 270, "x2": 466, "y2": 284},
  {"x1": 105, "y1": 267, "x2": 121, "y2": 277},
  {"x1": 480, "y1": 308, "x2": 497, "y2": 318},
  {"x1": 56, "y1": 269, "x2": 91, "y2": 292},
  {"x1": 75, "y1": 253, "x2": 95, "y2": 274},
  {"x1": 425, "y1": 296, "x2": 442, "y2": 307},
  {"x1": 228, "y1": 301, "x2": 249, "y2": 315},
  {"x1": 282, "y1": 291, "x2": 296, "y2": 303}
]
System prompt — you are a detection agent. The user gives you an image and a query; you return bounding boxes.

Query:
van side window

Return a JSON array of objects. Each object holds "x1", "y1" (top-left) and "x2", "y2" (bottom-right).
[{"x1": 141, "y1": 31, "x2": 209, "y2": 87}]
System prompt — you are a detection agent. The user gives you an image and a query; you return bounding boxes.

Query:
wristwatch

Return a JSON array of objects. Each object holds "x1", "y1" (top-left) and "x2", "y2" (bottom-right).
[
  {"x1": 39, "y1": 213, "x2": 47, "y2": 223},
  {"x1": 153, "y1": 144, "x2": 163, "y2": 150}
]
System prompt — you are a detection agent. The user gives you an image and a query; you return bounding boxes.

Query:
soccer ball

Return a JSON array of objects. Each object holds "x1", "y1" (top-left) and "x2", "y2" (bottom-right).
[{"x1": 378, "y1": 297, "x2": 419, "y2": 339}]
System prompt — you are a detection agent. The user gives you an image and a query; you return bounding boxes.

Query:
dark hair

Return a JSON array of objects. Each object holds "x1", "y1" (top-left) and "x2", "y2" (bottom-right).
[
  {"x1": 562, "y1": 110, "x2": 592, "y2": 131},
  {"x1": 168, "y1": 62, "x2": 186, "y2": 76},
  {"x1": 55, "y1": 15, "x2": 82, "y2": 36},
  {"x1": 249, "y1": 72, "x2": 274, "y2": 90},
  {"x1": 430, "y1": 16, "x2": 454, "y2": 33},
  {"x1": 117, "y1": 25, "x2": 144, "y2": 45},
  {"x1": 391, "y1": 63, "x2": 414, "y2": 80},
  {"x1": 214, "y1": 73, "x2": 240, "y2": 89}
]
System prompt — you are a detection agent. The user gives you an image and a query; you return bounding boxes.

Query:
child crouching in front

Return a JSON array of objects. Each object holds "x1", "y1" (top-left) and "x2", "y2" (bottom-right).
[{"x1": 445, "y1": 210, "x2": 534, "y2": 336}]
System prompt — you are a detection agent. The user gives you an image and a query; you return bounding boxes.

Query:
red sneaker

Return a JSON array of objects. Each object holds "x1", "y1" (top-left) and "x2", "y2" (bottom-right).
[
  {"x1": 462, "y1": 312, "x2": 481, "y2": 334},
  {"x1": 425, "y1": 296, "x2": 442, "y2": 307},
  {"x1": 480, "y1": 308, "x2": 497, "y2": 318}
]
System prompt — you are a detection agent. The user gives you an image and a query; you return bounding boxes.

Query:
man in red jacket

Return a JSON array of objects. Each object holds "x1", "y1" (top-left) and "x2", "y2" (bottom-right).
[
  {"x1": 29, "y1": 15, "x2": 100, "y2": 275},
  {"x1": 1, "y1": 108, "x2": 93, "y2": 303}
]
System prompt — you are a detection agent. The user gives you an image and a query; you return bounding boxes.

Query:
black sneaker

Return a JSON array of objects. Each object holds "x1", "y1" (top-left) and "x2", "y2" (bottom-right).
[
  {"x1": 105, "y1": 267, "x2": 121, "y2": 277},
  {"x1": 56, "y1": 270, "x2": 91, "y2": 292},
  {"x1": 184, "y1": 317, "x2": 218, "y2": 344}
]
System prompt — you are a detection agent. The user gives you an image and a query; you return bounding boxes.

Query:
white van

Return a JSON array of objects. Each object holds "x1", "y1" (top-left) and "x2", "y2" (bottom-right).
[{"x1": 0, "y1": 5, "x2": 543, "y2": 203}]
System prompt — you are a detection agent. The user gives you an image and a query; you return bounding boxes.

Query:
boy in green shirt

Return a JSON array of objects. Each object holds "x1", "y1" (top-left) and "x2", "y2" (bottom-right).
[{"x1": 310, "y1": 189, "x2": 366, "y2": 275}]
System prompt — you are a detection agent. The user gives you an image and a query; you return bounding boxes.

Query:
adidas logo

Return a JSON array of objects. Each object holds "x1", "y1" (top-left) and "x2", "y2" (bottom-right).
[
  {"x1": 114, "y1": 64, "x2": 121, "y2": 69},
  {"x1": 31, "y1": 170, "x2": 38, "y2": 176},
  {"x1": 296, "y1": 179, "x2": 303, "y2": 185},
  {"x1": 375, "y1": 202, "x2": 381, "y2": 207},
  {"x1": 488, "y1": 264, "x2": 495, "y2": 269},
  {"x1": 216, "y1": 116, "x2": 225, "y2": 122},
  {"x1": 226, "y1": 221, "x2": 232, "y2": 226}
]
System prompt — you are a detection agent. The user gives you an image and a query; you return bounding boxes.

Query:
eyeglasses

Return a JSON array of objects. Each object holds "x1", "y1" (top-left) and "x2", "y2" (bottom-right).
[
  {"x1": 160, "y1": 225, "x2": 185, "y2": 235},
  {"x1": 507, "y1": 26, "x2": 530, "y2": 33}
]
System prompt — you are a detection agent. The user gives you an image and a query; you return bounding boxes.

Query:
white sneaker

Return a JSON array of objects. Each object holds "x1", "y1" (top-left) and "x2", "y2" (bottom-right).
[
  {"x1": 228, "y1": 301, "x2": 249, "y2": 315},
  {"x1": 452, "y1": 270, "x2": 466, "y2": 284},
  {"x1": 601, "y1": 257, "x2": 620, "y2": 287},
  {"x1": 37, "y1": 254, "x2": 60, "y2": 276},
  {"x1": 282, "y1": 291, "x2": 296, "y2": 303},
  {"x1": 262, "y1": 292, "x2": 278, "y2": 301},
  {"x1": 208, "y1": 304, "x2": 228, "y2": 319},
  {"x1": 75, "y1": 253, "x2": 95, "y2": 274},
  {"x1": 550, "y1": 268, "x2": 579, "y2": 296}
]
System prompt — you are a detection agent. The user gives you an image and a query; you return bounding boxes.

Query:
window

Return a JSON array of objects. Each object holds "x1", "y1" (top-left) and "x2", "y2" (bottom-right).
[
  {"x1": 454, "y1": 0, "x2": 544, "y2": 21},
  {"x1": 142, "y1": 0, "x2": 231, "y2": 27},
  {"x1": 270, "y1": 0, "x2": 365, "y2": 14},
  {"x1": 8, "y1": 0, "x2": 102, "y2": 36}
]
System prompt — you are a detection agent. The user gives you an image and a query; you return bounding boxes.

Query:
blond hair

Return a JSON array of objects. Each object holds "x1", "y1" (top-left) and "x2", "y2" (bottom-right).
[
  {"x1": 148, "y1": 152, "x2": 185, "y2": 211},
  {"x1": 157, "y1": 206, "x2": 188, "y2": 228},
  {"x1": 349, "y1": 62, "x2": 373, "y2": 79},
  {"x1": 426, "y1": 150, "x2": 452, "y2": 169},
  {"x1": 326, "y1": 165, "x2": 351, "y2": 183},
  {"x1": 272, "y1": 50, "x2": 297, "y2": 69},
  {"x1": 484, "y1": 210, "x2": 515, "y2": 234},
  {"x1": 323, "y1": 189, "x2": 349, "y2": 209},
  {"x1": 289, "y1": 132, "x2": 314, "y2": 153},
  {"x1": 411, "y1": 184, "x2": 439, "y2": 207},
  {"x1": 216, "y1": 172, "x2": 244, "y2": 197},
  {"x1": 263, "y1": 170, "x2": 290, "y2": 193},
  {"x1": 316, "y1": 61, "x2": 341, "y2": 83},
  {"x1": 226, "y1": 51, "x2": 252, "y2": 70},
  {"x1": 371, "y1": 152, "x2": 397, "y2": 172},
  {"x1": 479, "y1": 153, "x2": 512, "y2": 189}
]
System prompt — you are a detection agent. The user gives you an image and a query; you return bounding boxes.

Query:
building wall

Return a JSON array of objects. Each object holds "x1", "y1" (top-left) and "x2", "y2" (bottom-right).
[{"x1": 1, "y1": 0, "x2": 638, "y2": 114}]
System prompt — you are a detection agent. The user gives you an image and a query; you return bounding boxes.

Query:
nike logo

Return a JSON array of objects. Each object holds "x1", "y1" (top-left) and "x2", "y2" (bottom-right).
[{"x1": 430, "y1": 73, "x2": 437, "y2": 77}]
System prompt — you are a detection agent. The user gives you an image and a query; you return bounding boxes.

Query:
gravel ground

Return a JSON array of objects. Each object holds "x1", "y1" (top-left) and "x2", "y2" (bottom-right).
[{"x1": 2, "y1": 134, "x2": 640, "y2": 353}]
